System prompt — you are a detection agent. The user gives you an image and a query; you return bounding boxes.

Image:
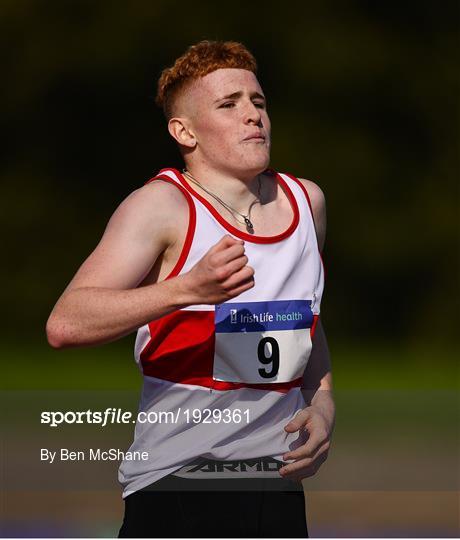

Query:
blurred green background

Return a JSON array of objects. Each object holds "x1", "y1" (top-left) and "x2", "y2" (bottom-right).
[{"x1": 1, "y1": 0, "x2": 459, "y2": 537}]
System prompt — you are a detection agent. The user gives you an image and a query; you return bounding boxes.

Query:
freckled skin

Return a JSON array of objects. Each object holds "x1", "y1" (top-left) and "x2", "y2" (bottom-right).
[{"x1": 176, "y1": 69, "x2": 272, "y2": 180}]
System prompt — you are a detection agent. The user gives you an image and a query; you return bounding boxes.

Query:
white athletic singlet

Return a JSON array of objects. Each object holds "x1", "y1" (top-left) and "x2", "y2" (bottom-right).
[{"x1": 119, "y1": 167, "x2": 325, "y2": 497}]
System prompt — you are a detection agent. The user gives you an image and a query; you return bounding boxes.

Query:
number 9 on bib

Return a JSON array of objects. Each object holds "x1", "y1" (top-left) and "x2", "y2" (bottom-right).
[{"x1": 213, "y1": 299, "x2": 314, "y2": 384}]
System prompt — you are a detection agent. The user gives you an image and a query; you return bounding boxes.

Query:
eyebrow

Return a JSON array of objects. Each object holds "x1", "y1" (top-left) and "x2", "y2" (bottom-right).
[{"x1": 214, "y1": 91, "x2": 266, "y2": 103}]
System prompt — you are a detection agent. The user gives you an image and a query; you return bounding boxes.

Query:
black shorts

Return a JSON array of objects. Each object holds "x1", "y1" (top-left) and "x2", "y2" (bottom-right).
[{"x1": 118, "y1": 475, "x2": 308, "y2": 538}]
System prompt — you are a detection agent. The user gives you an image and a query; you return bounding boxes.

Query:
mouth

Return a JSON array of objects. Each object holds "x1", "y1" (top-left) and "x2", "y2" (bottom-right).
[{"x1": 243, "y1": 133, "x2": 266, "y2": 142}]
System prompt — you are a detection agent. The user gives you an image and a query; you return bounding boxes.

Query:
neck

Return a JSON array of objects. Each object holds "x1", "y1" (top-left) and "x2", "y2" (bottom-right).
[{"x1": 182, "y1": 163, "x2": 264, "y2": 213}]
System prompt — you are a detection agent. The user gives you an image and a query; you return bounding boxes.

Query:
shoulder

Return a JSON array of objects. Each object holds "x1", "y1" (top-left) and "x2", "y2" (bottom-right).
[
  {"x1": 143, "y1": 177, "x2": 191, "y2": 215},
  {"x1": 105, "y1": 177, "x2": 191, "y2": 246},
  {"x1": 116, "y1": 177, "x2": 190, "y2": 221},
  {"x1": 275, "y1": 170, "x2": 325, "y2": 216},
  {"x1": 295, "y1": 178, "x2": 326, "y2": 216},
  {"x1": 296, "y1": 177, "x2": 327, "y2": 252}
]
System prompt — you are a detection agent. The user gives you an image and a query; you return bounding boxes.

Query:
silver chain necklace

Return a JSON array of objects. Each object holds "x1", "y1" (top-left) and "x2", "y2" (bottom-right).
[{"x1": 182, "y1": 169, "x2": 262, "y2": 233}]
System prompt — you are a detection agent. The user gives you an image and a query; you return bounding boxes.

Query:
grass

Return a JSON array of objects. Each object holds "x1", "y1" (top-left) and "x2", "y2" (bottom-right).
[{"x1": 3, "y1": 339, "x2": 458, "y2": 390}]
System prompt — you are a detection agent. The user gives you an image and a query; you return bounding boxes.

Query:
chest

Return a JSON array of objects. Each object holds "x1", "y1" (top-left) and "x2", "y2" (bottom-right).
[{"x1": 144, "y1": 195, "x2": 295, "y2": 285}]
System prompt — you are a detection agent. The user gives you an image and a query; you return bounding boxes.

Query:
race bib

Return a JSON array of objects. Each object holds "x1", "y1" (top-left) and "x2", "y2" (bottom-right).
[{"x1": 213, "y1": 299, "x2": 313, "y2": 384}]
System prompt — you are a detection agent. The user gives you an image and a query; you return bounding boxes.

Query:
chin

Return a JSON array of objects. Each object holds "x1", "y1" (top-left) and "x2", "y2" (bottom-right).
[{"x1": 237, "y1": 153, "x2": 270, "y2": 175}]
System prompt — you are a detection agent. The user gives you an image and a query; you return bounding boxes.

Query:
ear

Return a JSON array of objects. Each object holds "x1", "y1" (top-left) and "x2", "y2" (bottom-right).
[{"x1": 168, "y1": 118, "x2": 197, "y2": 148}]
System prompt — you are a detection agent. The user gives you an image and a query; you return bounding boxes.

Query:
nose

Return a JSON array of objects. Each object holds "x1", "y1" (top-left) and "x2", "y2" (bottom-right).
[{"x1": 243, "y1": 99, "x2": 262, "y2": 126}]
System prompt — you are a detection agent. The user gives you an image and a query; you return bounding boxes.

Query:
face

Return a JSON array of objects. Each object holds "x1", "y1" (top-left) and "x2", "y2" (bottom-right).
[{"x1": 174, "y1": 68, "x2": 271, "y2": 176}]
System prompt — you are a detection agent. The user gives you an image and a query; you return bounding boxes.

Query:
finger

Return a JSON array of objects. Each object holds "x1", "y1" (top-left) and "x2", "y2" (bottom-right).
[
  {"x1": 284, "y1": 437, "x2": 329, "y2": 462},
  {"x1": 285, "y1": 454, "x2": 327, "y2": 480},
  {"x1": 210, "y1": 235, "x2": 243, "y2": 254},
  {"x1": 280, "y1": 451, "x2": 328, "y2": 478},
  {"x1": 223, "y1": 265, "x2": 255, "y2": 290},
  {"x1": 284, "y1": 409, "x2": 311, "y2": 433},
  {"x1": 212, "y1": 244, "x2": 246, "y2": 268},
  {"x1": 284, "y1": 467, "x2": 316, "y2": 481},
  {"x1": 280, "y1": 457, "x2": 316, "y2": 477},
  {"x1": 225, "y1": 274, "x2": 256, "y2": 298},
  {"x1": 218, "y1": 255, "x2": 249, "y2": 280},
  {"x1": 297, "y1": 430, "x2": 329, "y2": 458}
]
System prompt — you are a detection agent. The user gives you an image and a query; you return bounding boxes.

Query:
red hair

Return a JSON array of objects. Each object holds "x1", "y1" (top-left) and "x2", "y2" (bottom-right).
[{"x1": 156, "y1": 40, "x2": 257, "y2": 119}]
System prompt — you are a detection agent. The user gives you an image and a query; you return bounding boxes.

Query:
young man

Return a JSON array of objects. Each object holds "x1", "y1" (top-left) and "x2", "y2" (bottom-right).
[{"x1": 47, "y1": 40, "x2": 335, "y2": 538}]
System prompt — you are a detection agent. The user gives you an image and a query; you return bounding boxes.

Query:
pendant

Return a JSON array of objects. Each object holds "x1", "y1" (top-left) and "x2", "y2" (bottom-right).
[{"x1": 244, "y1": 217, "x2": 254, "y2": 232}]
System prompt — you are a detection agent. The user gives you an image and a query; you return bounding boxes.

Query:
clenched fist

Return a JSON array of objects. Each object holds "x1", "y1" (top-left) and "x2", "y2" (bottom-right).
[{"x1": 179, "y1": 235, "x2": 255, "y2": 305}]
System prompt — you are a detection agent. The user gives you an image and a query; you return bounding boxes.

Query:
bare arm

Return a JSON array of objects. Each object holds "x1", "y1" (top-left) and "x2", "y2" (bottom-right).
[
  {"x1": 298, "y1": 177, "x2": 334, "y2": 417},
  {"x1": 46, "y1": 181, "x2": 255, "y2": 349},
  {"x1": 281, "y1": 178, "x2": 335, "y2": 480},
  {"x1": 301, "y1": 318, "x2": 335, "y2": 426}
]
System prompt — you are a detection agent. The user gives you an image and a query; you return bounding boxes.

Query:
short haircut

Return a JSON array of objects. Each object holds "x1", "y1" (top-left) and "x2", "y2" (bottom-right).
[{"x1": 156, "y1": 40, "x2": 257, "y2": 119}]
